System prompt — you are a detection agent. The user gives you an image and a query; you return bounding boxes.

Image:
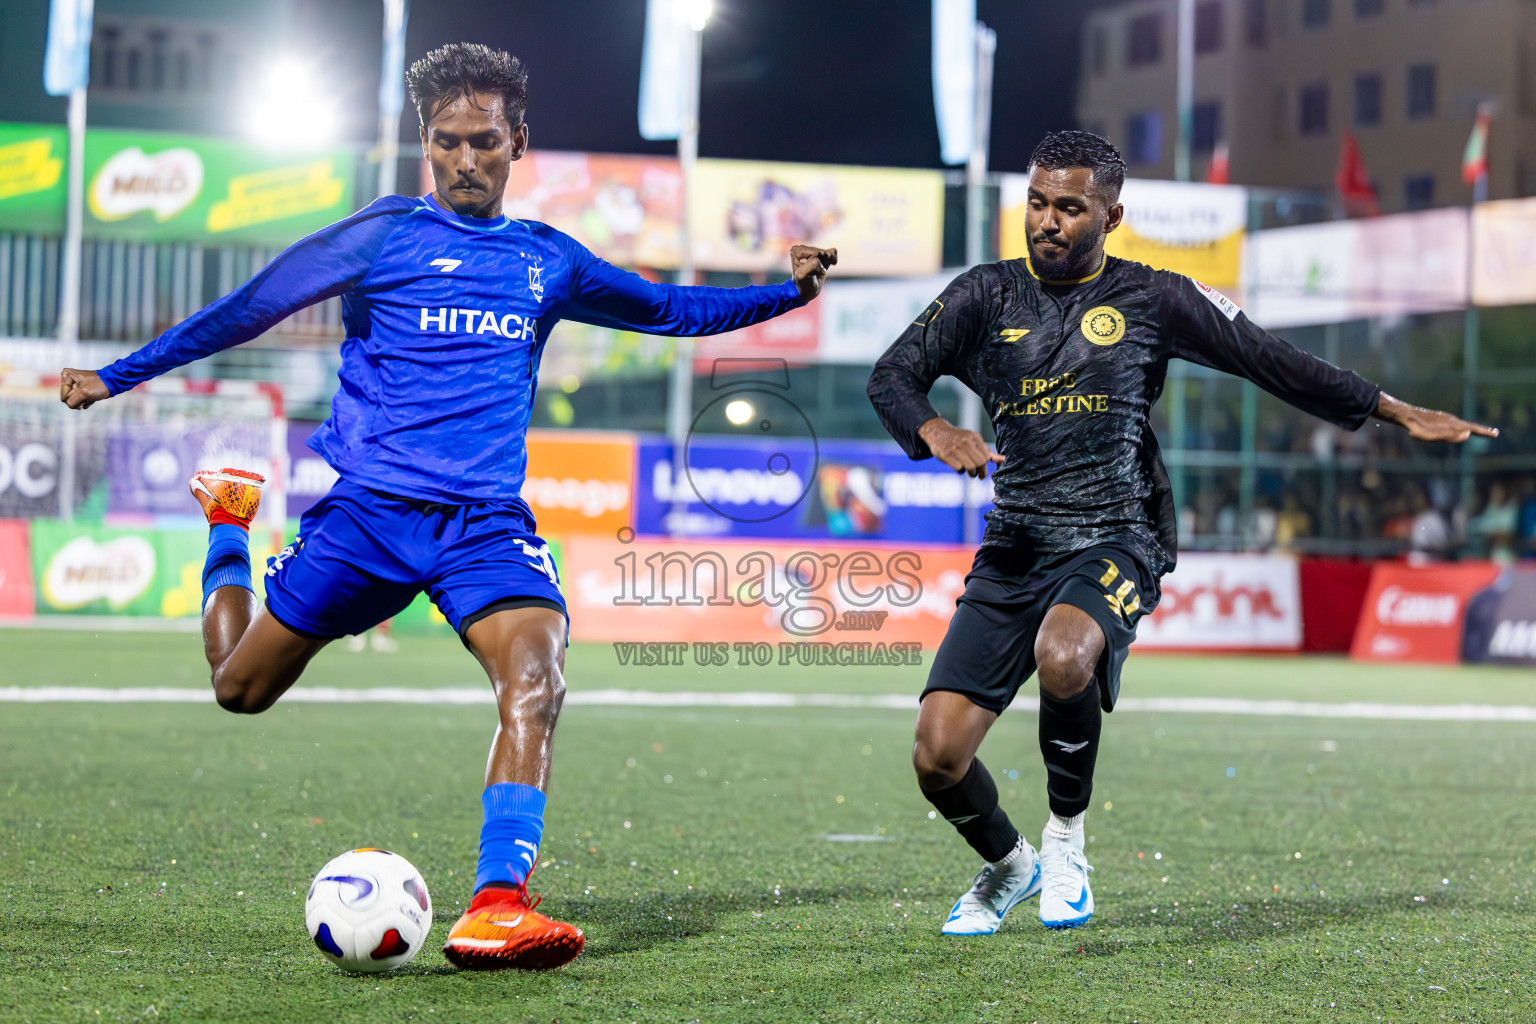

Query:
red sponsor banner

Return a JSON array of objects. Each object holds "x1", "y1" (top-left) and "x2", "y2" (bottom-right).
[
  {"x1": 1299, "y1": 558, "x2": 1375, "y2": 653},
  {"x1": 1351, "y1": 561, "x2": 1503, "y2": 664},
  {"x1": 693, "y1": 302, "x2": 820, "y2": 372},
  {"x1": 522, "y1": 430, "x2": 636, "y2": 537},
  {"x1": 559, "y1": 535, "x2": 972, "y2": 647},
  {"x1": 0, "y1": 518, "x2": 35, "y2": 616},
  {"x1": 1137, "y1": 553, "x2": 1301, "y2": 651}
]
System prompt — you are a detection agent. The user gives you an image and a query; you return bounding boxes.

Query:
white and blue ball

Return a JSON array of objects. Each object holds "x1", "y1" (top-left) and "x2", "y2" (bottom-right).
[{"x1": 304, "y1": 848, "x2": 432, "y2": 973}]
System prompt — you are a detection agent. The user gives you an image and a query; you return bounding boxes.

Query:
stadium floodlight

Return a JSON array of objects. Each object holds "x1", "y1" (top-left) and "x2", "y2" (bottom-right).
[
  {"x1": 682, "y1": 0, "x2": 712, "y2": 32},
  {"x1": 248, "y1": 55, "x2": 340, "y2": 148},
  {"x1": 724, "y1": 399, "x2": 754, "y2": 425}
]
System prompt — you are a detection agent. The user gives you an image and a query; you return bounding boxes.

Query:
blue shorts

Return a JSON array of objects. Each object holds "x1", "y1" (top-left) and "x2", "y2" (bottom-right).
[{"x1": 263, "y1": 479, "x2": 566, "y2": 642}]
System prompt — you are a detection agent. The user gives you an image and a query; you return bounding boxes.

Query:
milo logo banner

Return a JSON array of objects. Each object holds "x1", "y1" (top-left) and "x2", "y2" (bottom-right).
[{"x1": 84, "y1": 128, "x2": 354, "y2": 246}]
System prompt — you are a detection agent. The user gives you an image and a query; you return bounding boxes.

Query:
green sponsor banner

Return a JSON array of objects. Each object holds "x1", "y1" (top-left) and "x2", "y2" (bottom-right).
[
  {"x1": 0, "y1": 123, "x2": 68, "y2": 233},
  {"x1": 84, "y1": 128, "x2": 354, "y2": 246},
  {"x1": 30, "y1": 522, "x2": 280, "y2": 618}
]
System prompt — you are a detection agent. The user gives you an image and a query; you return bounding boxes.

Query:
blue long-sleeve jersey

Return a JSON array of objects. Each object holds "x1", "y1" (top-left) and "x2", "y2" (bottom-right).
[{"x1": 97, "y1": 194, "x2": 804, "y2": 504}]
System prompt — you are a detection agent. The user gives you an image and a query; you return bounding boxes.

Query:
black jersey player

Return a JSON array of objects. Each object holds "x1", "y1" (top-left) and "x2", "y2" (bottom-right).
[{"x1": 866, "y1": 131, "x2": 1496, "y2": 934}]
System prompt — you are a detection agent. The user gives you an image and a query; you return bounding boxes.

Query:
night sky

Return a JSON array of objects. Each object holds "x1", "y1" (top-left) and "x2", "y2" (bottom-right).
[{"x1": 297, "y1": 0, "x2": 1085, "y2": 173}]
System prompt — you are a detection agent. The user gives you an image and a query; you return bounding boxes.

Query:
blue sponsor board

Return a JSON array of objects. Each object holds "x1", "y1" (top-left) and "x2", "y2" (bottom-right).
[{"x1": 634, "y1": 435, "x2": 992, "y2": 542}]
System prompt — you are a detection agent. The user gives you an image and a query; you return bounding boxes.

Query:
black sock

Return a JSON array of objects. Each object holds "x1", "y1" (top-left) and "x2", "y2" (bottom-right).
[
  {"x1": 1039, "y1": 679, "x2": 1102, "y2": 818},
  {"x1": 921, "y1": 758, "x2": 1021, "y2": 863}
]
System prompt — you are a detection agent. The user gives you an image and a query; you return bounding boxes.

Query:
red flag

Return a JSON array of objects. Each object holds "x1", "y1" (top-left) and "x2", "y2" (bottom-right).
[
  {"x1": 1335, "y1": 133, "x2": 1380, "y2": 217},
  {"x1": 1461, "y1": 102, "x2": 1491, "y2": 185},
  {"x1": 1204, "y1": 142, "x2": 1230, "y2": 185}
]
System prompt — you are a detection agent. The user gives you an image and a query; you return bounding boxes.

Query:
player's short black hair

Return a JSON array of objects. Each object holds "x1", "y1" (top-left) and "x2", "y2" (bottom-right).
[
  {"x1": 406, "y1": 43, "x2": 528, "y2": 128},
  {"x1": 1027, "y1": 130, "x2": 1127, "y2": 202}
]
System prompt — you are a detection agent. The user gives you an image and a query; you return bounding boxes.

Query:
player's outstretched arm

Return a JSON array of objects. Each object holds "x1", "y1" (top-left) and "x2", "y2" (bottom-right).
[
  {"x1": 59, "y1": 368, "x2": 111, "y2": 410},
  {"x1": 556, "y1": 235, "x2": 835, "y2": 336},
  {"x1": 1373, "y1": 392, "x2": 1498, "y2": 443}
]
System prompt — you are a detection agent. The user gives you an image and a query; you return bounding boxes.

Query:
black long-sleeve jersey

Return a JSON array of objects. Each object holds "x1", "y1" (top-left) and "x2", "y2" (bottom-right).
[{"x1": 866, "y1": 256, "x2": 1381, "y2": 576}]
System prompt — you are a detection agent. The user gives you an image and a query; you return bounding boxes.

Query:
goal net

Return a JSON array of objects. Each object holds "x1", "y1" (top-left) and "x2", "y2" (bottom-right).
[{"x1": 0, "y1": 371, "x2": 287, "y2": 547}]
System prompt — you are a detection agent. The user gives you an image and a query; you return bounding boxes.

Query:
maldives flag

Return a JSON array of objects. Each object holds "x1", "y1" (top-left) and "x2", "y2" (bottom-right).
[
  {"x1": 1462, "y1": 102, "x2": 1492, "y2": 185},
  {"x1": 1335, "y1": 133, "x2": 1380, "y2": 217}
]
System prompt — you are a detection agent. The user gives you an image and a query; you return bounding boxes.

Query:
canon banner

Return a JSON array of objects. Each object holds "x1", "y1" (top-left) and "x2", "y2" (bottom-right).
[
  {"x1": 1136, "y1": 552, "x2": 1301, "y2": 651},
  {"x1": 634, "y1": 437, "x2": 991, "y2": 543},
  {"x1": 1350, "y1": 562, "x2": 1503, "y2": 664}
]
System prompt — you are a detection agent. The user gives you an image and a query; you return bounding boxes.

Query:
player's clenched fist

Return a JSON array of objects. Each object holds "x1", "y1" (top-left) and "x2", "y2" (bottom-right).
[
  {"x1": 59, "y1": 367, "x2": 111, "y2": 410},
  {"x1": 789, "y1": 244, "x2": 837, "y2": 303},
  {"x1": 919, "y1": 416, "x2": 1005, "y2": 479}
]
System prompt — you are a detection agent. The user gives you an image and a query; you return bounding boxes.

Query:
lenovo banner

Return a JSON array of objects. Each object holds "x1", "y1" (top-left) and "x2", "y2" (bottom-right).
[
  {"x1": 1350, "y1": 562, "x2": 1503, "y2": 664},
  {"x1": 634, "y1": 436, "x2": 992, "y2": 543},
  {"x1": 1137, "y1": 552, "x2": 1301, "y2": 651}
]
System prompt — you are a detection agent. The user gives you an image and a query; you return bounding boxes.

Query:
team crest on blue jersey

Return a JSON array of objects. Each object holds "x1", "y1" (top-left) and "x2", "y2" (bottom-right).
[{"x1": 527, "y1": 263, "x2": 545, "y2": 302}]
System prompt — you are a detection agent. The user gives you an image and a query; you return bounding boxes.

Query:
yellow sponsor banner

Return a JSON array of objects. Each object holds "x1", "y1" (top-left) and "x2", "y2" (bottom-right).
[
  {"x1": 1472, "y1": 197, "x2": 1536, "y2": 307},
  {"x1": 207, "y1": 160, "x2": 347, "y2": 234},
  {"x1": 0, "y1": 123, "x2": 67, "y2": 231},
  {"x1": 1001, "y1": 176, "x2": 1247, "y2": 290},
  {"x1": 689, "y1": 158, "x2": 943, "y2": 276}
]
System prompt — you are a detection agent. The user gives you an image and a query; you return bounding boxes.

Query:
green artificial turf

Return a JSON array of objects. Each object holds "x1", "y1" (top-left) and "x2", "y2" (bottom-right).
[{"x1": 1, "y1": 630, "x2": 1534, "y2": 1022}]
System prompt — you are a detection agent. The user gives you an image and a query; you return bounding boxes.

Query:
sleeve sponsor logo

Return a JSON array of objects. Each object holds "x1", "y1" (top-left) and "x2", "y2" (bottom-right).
[
  {"x1": 1194, "y1": 279, "x2": 1242, "y2": 322},
  {"x1": 913, "y1": 298, "x2": 943, "y2": 326}
]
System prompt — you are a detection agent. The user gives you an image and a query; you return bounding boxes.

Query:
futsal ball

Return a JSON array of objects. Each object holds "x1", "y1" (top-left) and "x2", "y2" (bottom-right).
[{"x1": 304, "y1": 848, "x2": 433, "y2": 973}]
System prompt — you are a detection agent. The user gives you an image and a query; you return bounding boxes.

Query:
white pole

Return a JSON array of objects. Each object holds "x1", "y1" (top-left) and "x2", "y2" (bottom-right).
[
  {"x1": 960, "y1": 22, "x2": 994, "y2": 545},
  {"x1": 1174, "y1": 0, "x2": 1194, "y2": 181},
  {"x1": 666, "y1": 22, "x2": 701, "y2": 457},
  {"x1": 57, "y1": 83, "x2": 87, "y2": 522},
  {"x1": 376, "y1": 0, "x2": 407, "y2": 198}
]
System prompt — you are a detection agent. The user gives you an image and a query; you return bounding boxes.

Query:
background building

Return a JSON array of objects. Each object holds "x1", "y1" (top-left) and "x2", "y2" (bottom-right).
[{"x1": 1078, "y1": 0, "x2": 1536, "y2": 210}]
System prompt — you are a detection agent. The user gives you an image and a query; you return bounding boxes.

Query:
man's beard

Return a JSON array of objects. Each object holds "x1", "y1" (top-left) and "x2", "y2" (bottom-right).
[{"x1": 1030, "y1": 231, "x2": 1101, "y2": 281}]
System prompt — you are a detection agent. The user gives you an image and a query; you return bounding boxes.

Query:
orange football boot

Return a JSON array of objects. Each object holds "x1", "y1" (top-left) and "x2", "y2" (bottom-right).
[
  {"x1": 442, "y1": 871, "x2": 584, "y2": 971},
  {"x1": 189, "y1": 468, "x2": 265, "y2": 528}
]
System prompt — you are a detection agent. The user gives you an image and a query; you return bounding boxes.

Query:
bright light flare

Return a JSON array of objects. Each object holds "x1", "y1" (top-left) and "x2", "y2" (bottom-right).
[
  {"x1": 724, "y1": 399, "x2": 754, "y2": 425},
  {"x1": 682, "y1": 0, "x2": 713, "y2": 32},
  {"x1": 247, "y1": 56, "x2": 339, "y2": 148}
]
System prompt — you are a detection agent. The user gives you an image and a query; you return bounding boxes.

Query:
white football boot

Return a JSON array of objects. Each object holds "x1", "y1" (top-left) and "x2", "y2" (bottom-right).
[
  {"x1": 1037, "y1": 830, "x2": 1094, "y2": 929},
  {"x1": 940, "y1": 838, "x2": 1042, "y2": 936}
]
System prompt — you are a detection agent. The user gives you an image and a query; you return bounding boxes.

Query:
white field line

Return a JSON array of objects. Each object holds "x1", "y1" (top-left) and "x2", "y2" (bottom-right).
[{"x1": 1, "y1": 686, "x2": 1536, "y2": 722}]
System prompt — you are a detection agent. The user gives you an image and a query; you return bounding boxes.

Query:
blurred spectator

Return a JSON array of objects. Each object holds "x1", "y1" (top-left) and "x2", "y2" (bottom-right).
[
  {"x1": 1409, "y1": 491, "x2": 1453, "y2": 563},
  {"x1": 1471, "y1": 481, "x2": 1518, "y2": 562}
]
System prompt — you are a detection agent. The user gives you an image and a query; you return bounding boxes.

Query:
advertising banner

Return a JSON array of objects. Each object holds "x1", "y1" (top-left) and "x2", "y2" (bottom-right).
[
  {"x1": 561, "y1": 534, "x2": 972, "y2": 648},
  {"x1": 84, "y1": 128, "x2": 354, "y2": 247},
  {"x1": 1350, "y1": 561, "x2": 1502, "y2": 664},
  {"x1": 693, "y1": 303, "x2": 821, "y2": 370},
  {"x1": 690, "y1": 159, "x2": 944, "y2": 276},
  {"x1": 0, "y1": 123, "x2": 67, "y2": 233},
  {"x1": 287, "y1": 421, "x2": 340, "y2": 520},
  {"x1": 1471, "y1": 197, "x2": 1536, "y2": 307},
  {"x1": 108, "y1": 420, "x2": 281, "y2": 517},
  {"x1": 522, "y1": 430, "x2": 636, "y2": 537},
  {"x1": 0, "y1": 518, "x2": 34, "y2": 617},
  {"x1": 1459, "y1": 566, "x2": 1536, "y2": 666},
  {"x1": 635, "y1": 436, "x2": 991, "y2": 543},
  {"x1": 500, "y1": 150, "x2": 684, "y2": 270},
  {"x1": 1000, "y1": 177, "x2": 1247, "y2": 290},
  {"x1": 30, "y1": 520, "x2": 277, "y2": 617},
  {"x1": 816, "y1": 271, "x2": 962, "y2": 364},
  {"x1": 1245, "y1": 208, "x2": 1469, "y2": 329},
  {"x1": 1137, "y1": 552, "x2": 1301, "y2": 651}
]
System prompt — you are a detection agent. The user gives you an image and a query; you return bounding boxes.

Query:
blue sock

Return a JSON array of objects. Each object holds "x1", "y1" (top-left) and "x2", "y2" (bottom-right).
[
  {"x1": 202, "y1": 524, "x2": 253, "y2": 608},
  {"x1": 475, "y1": 783, "x2": 547, "y2": 891}
]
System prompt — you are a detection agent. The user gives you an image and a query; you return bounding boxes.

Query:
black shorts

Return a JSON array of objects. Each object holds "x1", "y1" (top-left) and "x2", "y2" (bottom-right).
[{"x1": 922, "y1": 544, "x2": 1160, "y2": 714}]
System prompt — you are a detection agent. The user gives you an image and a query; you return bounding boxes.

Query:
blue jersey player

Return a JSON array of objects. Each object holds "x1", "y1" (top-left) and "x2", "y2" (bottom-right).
[{"x1": 58, "y1": 43, "x2": 836, "y2": 971}]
